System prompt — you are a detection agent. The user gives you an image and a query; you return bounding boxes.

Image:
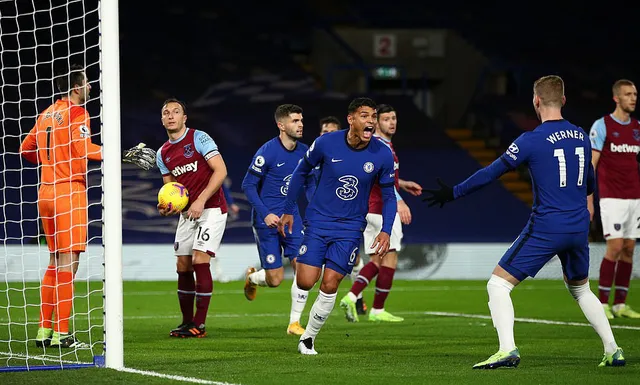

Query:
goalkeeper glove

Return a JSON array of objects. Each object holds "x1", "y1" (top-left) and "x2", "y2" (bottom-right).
[
  {"x1": 123, "y1": 143, "x2": 156, "y2": 171},
  {"x1": 422, "y1": 178, "x2": 454, "y2": 208}
]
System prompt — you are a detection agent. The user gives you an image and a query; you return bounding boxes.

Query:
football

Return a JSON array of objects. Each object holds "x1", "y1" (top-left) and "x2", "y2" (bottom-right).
[{"x1": 158, "y1": 182, "x2": 190, "y2": 211}]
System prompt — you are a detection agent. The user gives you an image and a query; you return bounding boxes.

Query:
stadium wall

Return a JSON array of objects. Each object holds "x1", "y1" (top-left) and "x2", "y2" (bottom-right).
[{"x1": 1, "y1": 243, "x2": 633, "y2": 282}]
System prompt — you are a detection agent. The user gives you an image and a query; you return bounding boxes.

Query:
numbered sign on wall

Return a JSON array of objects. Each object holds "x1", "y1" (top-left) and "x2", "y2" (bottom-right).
[{"x1": 373, "y1": 34, "x2": 397, "y2": 58}]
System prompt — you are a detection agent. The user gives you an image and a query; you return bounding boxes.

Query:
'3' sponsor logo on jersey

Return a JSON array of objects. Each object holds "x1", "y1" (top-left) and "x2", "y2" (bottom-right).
[{"x1": 336, "y1": 175, "x2": 359, "y2": 201}]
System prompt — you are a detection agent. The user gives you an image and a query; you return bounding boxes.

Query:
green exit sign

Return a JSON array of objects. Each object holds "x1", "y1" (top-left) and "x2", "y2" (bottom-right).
[{"x1": 374, "y1": 66, "x2": 399, "y2": 79}]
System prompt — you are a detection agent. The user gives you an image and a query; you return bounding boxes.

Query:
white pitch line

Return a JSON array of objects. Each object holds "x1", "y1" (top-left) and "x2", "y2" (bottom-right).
[
  {"x1": 122, "y1": 284, "x2": 554, "y2": 296},
  {"x1": 423, "y1": 311, "x2": 640, "y2": 330},
  {"x1": 116, "y1": 367, "x2": 239, "y2": 385}
]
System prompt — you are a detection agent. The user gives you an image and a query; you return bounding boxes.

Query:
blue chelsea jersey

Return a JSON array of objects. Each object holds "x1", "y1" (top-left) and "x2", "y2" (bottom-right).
[
  {"x1": 302, "y1": 130, "x2": 395, "y2": 232},
  {"x1": 502, "y1": 120, "x2": 594, "y2": 233},
  {"x1": 242, "y1": 137, "x2": 308, "y2": 228}
]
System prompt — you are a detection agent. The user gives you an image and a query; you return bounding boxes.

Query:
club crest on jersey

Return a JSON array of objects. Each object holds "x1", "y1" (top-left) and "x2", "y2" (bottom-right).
[
  {"x1": 299, "y1": 245, "x2": 307, "y2": 255},
  {"x1": 614, "y1": 224, "x2": 622, "y2": 231},
  {"x1": 183, "y1": 143, "x2": 194, "y2": 158},
  {"x1": 266, "y1": 254, "x2": 276, "y2": 264},
  {"x1": 633, "y1": 129, "x2": 640, "y2": 142},
  {"x1": 363, "y1": 162, "x2": 374, "y2": 173}
]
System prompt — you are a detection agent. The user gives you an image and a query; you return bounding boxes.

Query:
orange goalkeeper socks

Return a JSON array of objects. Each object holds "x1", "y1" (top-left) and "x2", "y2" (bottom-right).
[
  {"x1": 39, "y1": 266, "x2": 56, "y2": 329},
  {"x1": 54, "y1": 271, "x2": 74, "y2": 334}
]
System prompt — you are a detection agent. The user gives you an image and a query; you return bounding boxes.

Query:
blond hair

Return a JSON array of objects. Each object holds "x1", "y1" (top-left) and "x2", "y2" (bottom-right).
[
  {"x1": 612, "y1": 79, "x2": 635, "y2": 96},
  {"x1": 533, "y1": 75, "x2": 564, "y2": 108}
]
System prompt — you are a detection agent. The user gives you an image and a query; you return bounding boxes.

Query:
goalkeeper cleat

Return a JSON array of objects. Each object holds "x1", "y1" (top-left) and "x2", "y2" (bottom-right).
[
  {"x1": 368, "y1": 310, "x2": 404, "y2": 323},
  {"x1": 339, "y1": 295, "x2": 359, "y2": 323},
  {"x1": 298, "y1": 337, "x2": 318, "y2": 355},
  {"x1": 356, "y1": 298, "x2": 368, "y2": 315},
  {"x1": 287, "y1": 321, "x2": 305, "y2": 336},
  {"x1": 603, "y1": 304, "x2": 614, "y2": 320},
  {"x1": 170, "y1": 322, "x2": 207, "y2": 338},
  {"x1": 244, "y1": 267, "x2": 257, "y2": 301},
  {"x1": 599, "y1": 348, "x2": 626, "y2": 367},
  {"x1": 612, "y1": 304, "x2": 640, "y2": 319},
  {"x1": 473, "y1": 348, "x2": 520, "y2": 369},
  {"x1": 35, "y1": 327, "x2": 52, "y2": 348},
  {"x1": 49, "y1": 332, "x2": 89, "y2": 349}
]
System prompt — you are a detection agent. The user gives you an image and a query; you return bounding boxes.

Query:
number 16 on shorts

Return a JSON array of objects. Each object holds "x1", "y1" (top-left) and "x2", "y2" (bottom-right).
[{"x1": 174, "y1": 207, "x2": 227, "y2": 256}]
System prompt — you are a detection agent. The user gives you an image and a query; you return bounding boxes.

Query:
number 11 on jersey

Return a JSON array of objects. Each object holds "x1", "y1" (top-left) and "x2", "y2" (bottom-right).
[{"x1": 554, "y1": 146, "x2": 585, "y2": 187}]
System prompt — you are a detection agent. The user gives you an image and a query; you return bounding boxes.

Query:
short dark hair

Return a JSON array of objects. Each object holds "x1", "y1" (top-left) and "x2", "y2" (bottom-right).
[
  {"x1": 348, "y1": 97, "x2": 377, "y2": 114},
  {"x1": 376, "y1": 104, "x2": 395, "y2": 118},
  {"x1": 613, "y1": 79, "x2": 635, "y2": 96},
  {"x1": 275, "y1": 104, "x2": 303, "y2": 122},
  {"x1": 56, "y1": 64, "x2": 85, "y2": 95},
  {"x1": 162, "y1": 98, "x2": 187, "y2": 114},
  {"x1": 319, "y1": 116, "x2": 341, "y2": 130}
]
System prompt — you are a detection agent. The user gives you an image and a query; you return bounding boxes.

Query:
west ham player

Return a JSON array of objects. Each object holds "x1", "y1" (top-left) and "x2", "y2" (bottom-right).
[
  {"x1": 425, "y1": 76, "x2": 624, "y2": 368},
  {"x1": 242, "y1": 104, "x2": 311, "y2": 336},
  {"x1": 278, "y1": 97, "x2": 397, "y2": 354},
  {"x1": 589, "y1": 79, "x2": 640, "y2": 319},
  {"x1": 156, "y1": 99, "x2": 228, "y2": 338},
  {"x1": 340, "y1": 104, "x2": 422, "y2": 323}
]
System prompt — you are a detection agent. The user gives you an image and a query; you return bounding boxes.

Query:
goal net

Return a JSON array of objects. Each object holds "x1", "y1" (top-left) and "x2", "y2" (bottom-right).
[{"x1": 0, "y1": 0, "x2": 122, "y2": 371}]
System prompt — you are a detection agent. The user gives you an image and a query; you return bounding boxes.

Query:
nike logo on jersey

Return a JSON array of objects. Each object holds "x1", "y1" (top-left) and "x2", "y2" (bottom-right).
[
  {"x1": 277, "y1": 162, "x2": 286, "y2": 167},
  {"x1": 331, "y1": 158, "x2": 343, "y2": 163}
]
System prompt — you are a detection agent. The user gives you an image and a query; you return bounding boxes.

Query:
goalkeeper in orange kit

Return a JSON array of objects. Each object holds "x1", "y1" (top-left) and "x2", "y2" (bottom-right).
[{"x1": 20, "y1": 64, "x2": 154, "y2": 348}]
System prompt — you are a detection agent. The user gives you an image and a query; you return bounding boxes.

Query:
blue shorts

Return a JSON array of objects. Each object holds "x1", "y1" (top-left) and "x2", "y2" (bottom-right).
[
  {"x1": 296, "y1": 227, "x2": 362, "y2": 276},
  {"x1": 253, "y1": 225, "x2": 304, "y2": 270},
  {"x1": 499, "y1": 230, "x2": 590, "y2": 282}
]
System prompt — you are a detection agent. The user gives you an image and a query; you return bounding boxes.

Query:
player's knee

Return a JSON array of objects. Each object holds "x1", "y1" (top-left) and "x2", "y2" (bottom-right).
[
  {"x1": 296, "y1": 276, "x2": 315, "y2": 291},
  {"x1": 605, "y1": 240, "x2": 624, "y2": 260},
  {"x1": 565, "y1": 281, "x2": 590, "y2": 301},
  {"x1": 319, "y1": 279, "x2": 340, "y2": 294},
  {"x1": 265, "y1": 270, "x2": 284, "y2": 287}
]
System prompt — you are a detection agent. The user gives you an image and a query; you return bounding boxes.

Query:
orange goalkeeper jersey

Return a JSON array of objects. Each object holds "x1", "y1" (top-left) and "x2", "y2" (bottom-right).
[{"x1": 19, "y1": 99, "x2": 102, "y2": 185}]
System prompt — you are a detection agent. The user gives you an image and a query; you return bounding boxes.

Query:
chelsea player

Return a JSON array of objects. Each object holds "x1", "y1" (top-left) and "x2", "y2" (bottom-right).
[
  {"x1": 424, "y1": 75, "x2": 624, "y2": 369},
  {"x1": 278, "y1": 97, "x2": 397, "y2": 355},
  {"x1": 242, "y1": 104, "x2": 310, "y2": 336}
]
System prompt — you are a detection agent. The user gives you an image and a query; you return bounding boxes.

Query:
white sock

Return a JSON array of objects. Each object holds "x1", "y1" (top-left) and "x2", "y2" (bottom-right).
[
  {"x1": 301, "y1": 290, "x2": 337, "y2": 340},
  {"x1": 249, "y1": 269, "x2": 268, "y2": 286},
  {"x1": 350, "y1": 257, "x2": 365, "y2": 283},
  {"x1": 347, "y1": 291, "x2": 357, "y2": 302},
  {"x1": 567, "y1": 282, "x2": 619, "y2": 354},
  {"x1": 289, "y1": 278, "x2": 309, "y2": 324},
  {"x1": 487, "y1": 274, "x2": 516, "y2": 352}
]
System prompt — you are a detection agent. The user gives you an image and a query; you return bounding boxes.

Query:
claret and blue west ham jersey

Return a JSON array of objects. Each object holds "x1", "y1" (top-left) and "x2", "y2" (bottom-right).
[{"x1": 156, "y1": 128, "x2": 227, "y2": 213}]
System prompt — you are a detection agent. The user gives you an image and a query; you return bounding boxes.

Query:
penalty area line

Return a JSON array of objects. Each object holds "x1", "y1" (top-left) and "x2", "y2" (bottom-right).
[
  {"x1": 117, "y1": 366, "x2": 239, "y2": 385},
  {"x1": 424, "y1": 311, "x2": 640, "y2": 330}
]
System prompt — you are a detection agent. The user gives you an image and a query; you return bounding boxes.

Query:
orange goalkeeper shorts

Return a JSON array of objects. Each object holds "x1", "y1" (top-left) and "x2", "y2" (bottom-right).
[{"x1": 38, "y1": 181, "x2": 88, "y2": 254}]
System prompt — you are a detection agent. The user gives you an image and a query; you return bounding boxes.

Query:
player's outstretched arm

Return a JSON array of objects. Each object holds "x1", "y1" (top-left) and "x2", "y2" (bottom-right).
[
  {"x1": 398, "y1": 179, "x2": 422, "y2": 196},
  {"x1": 423, "y1": 157, "x2": 513, "y2": 208},
  {"x1": 123, "y1": 143, "x2": 156, "y2": 171}
]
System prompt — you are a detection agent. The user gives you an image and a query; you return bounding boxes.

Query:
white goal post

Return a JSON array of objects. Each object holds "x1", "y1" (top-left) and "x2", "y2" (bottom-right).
[{"x1": 0, "y1": 0, "x2": 123, "y2": 371}]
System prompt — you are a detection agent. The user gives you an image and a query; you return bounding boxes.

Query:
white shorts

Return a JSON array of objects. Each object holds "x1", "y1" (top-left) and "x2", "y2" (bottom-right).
[
  {"x1": 599, "y1": 198, "x2": 640, "y2": 240},
  {"x1": 363, "y1": 213, "x2": 403, "y2": 254},
  {"x1": 174, "y1": 207, "x2": 227, "y2": 256}
]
